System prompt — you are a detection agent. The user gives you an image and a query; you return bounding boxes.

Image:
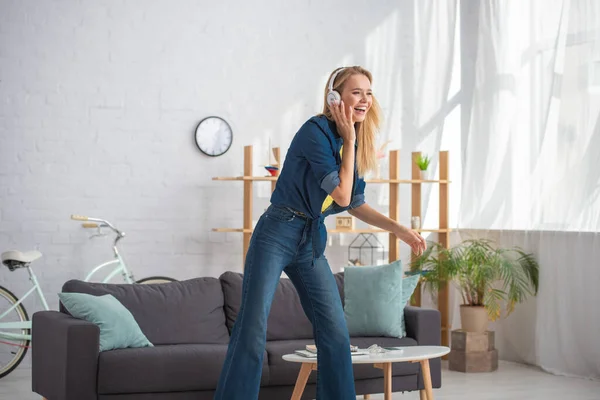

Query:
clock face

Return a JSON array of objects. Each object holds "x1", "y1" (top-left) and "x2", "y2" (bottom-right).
[{"x1": 195, "y1": 116, "x2": 233, "y2": 157}]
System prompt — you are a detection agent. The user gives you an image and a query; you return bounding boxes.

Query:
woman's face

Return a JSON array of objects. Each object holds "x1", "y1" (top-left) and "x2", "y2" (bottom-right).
[{"x1": 339, "y1": 74, "x2": 373, "y2": 123}]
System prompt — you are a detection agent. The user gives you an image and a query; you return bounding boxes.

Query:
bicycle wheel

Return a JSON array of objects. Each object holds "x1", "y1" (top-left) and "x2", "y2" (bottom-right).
[
  {"x1": 135, "y1": 276, "x2": 177, "y2": 285},
  {"x1": 0, "y1": 285, "x2": 29, "y2": 379}
]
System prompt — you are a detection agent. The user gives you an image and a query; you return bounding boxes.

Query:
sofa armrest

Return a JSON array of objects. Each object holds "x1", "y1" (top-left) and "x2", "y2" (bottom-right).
[
  {"x1": 404, "y1": 306, "x2": 441, "y2": 345},
  {"x1": 32, "y1": 311, "x2": 100, "y2": 400}
]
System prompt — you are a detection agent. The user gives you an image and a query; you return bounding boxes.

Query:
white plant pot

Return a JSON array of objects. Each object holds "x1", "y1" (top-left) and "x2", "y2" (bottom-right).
[{"x1": 420, "y1": 169, "x2": 431, "y2": 180}]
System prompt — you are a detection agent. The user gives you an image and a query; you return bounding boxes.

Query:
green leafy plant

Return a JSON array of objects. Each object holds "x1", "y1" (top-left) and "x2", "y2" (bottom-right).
[
  {"x1": 415, "y1": 154, "x2": 431, "y2": 171},
  {"x1": 408, "y1": 238, "x2": 539, "y2": 321}
]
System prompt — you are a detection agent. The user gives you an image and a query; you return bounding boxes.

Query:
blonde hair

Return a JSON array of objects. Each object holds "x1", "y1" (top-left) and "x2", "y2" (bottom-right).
[{"x1": 320, "y1": 66, "x2": 381, "y2": 177}]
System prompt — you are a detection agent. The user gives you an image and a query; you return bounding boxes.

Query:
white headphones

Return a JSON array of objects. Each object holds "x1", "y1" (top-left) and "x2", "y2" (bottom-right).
[{"x1": 326, "y1": 67, "x2": 345, "y2": 106}]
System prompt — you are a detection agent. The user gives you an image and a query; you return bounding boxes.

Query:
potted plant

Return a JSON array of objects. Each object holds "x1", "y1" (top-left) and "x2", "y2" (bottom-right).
[
  {"x1": 408, "y1": 238, "x2": 539, "y2": 332},
  {"x1": 415, "y1": 154, "x2": 432, "y2": 180}
]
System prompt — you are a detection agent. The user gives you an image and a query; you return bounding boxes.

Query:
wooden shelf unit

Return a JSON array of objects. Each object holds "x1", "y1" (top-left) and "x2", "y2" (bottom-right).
[
  {"x1": 211, "y1": 145, "x2": 451, "y2": 349},
  {"x1": 409, "y1": 150, "x2": 451, "y2": 351}
]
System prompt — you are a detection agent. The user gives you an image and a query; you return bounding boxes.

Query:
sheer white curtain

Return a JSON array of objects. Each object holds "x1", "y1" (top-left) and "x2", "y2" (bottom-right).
[
  {"x1": 366, "y1": 0, "x2": 459, "y2": 189},
  {"x1": 456, "y1": 0, "x2": 600, "y2": 380},
  {"x1": 460, "y1": 0, "x2": 600, "y2": 232},
  {"x1": 361, "y1": 0, "x2": 460, "y2": 253},
  {"x1": 365, "y1": 0, "x2": 599, "y2": 380}
]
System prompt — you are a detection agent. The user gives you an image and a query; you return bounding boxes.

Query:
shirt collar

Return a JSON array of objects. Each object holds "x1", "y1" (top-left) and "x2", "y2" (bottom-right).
[{"x1": 325, "y1": 117, "x2": 340, "y2": 139}]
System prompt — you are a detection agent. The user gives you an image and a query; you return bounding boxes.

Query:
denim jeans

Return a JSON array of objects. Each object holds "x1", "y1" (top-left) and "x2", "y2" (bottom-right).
[{"x1": 214, "y1": 204, "x2": 356, "y2": 400}]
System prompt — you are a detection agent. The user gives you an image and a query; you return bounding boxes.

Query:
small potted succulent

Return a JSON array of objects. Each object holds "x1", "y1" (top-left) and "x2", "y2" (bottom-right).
[{"x1": 415, "y1": 154, "x2": 432, "y2": 180}]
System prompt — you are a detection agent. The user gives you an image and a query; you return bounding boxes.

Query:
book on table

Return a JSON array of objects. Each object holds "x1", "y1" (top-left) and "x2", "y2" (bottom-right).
[
  {"x1": 294, "y1": 349, "x2": 369, "y2": 358},
  {"x1": 296, "y1": 345, "x2": 367, "y2": 358},
  {"x1": 294, "y1": 350, "x2": 318, "y2": 358},
  {"x1": 305, "y1": 344, "x2": 359, "y2": 353}
]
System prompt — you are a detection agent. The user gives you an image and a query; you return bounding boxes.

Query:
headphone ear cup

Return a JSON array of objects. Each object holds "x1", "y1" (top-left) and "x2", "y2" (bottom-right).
[{"x1": 327, "y1": 90, "x2": 341, "y2": 106}]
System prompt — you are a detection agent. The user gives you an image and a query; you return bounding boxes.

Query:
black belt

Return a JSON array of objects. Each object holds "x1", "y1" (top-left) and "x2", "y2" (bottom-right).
[{"x1": 284, "y1": 207, "x2": 309, "y2": 219}]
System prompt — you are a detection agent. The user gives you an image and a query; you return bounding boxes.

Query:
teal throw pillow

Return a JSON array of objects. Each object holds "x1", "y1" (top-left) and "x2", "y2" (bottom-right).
[
  {"x1": 58, "y1": 292, "x2": 153, "y2": 352},
  {"x1": 344, "y1": 260, "x2": 420, "y2": 338}
]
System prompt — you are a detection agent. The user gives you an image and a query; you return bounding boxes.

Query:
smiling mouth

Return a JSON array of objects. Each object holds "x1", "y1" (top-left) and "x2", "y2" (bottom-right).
[{"x1": 354, "y1": 107, "x2": 367, "y2": 114}]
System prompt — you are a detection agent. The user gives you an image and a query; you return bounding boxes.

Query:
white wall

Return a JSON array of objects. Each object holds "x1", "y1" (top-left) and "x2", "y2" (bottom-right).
[{"x1": 1, "y1": 0, "x2": 437, "y2": 318}]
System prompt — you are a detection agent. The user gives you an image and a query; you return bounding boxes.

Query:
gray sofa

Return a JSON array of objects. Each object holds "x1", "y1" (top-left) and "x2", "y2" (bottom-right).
[{"x1": 32, "y1": 271, "x2": 441, "y2": 400}]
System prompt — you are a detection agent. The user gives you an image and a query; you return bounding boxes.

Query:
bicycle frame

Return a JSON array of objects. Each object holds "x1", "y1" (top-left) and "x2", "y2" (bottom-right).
[
  {"x1": 84, "y1": 249, "x2": 135, "y2": 284},
  {"x1": 0, "y1": 266, "x2": 49, "y2": 342},
  {"x1": 76, "y1": 216, "x2": 136, "y2": 284}
]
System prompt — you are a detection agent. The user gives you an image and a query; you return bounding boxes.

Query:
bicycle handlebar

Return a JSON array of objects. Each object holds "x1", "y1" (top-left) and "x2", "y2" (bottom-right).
[{"x1": 71, "y1": 214, "x2": 124, "y2": 238}]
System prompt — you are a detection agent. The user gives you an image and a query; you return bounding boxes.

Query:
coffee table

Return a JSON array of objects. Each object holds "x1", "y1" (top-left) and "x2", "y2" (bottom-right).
[{"x1": 282, "y1": 345, "x2": 449, "y2": 400}]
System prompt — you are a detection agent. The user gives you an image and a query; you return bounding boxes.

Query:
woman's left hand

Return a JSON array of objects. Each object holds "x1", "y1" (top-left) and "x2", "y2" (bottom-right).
[{"x1": 394, "y1": 225, "x2": 427, "y2": 256}]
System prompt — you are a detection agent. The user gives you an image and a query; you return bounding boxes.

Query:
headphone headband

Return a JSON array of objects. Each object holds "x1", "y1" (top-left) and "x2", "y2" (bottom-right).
[{"x1": 328, "y1": 67, "x2": 345, "y2": 91}]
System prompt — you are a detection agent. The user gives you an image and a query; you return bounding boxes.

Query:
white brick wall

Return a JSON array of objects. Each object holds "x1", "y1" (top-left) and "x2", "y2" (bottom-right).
[{"x1": 0, "y1": 0, "x2": 429, "y2": 328}]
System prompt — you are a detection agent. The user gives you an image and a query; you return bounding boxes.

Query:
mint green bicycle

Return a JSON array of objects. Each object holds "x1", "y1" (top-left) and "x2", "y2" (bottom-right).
[{"x1": 0, "y1": 215, "x2": 176, "y2": 378}]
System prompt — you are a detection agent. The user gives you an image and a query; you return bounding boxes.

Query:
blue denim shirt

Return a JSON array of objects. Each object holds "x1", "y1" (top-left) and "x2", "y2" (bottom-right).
[{"x1": 270, "y1": 114, "x2": 366, "y2": 257}]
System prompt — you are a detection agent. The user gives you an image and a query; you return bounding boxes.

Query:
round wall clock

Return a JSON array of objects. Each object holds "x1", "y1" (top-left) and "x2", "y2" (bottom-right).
[{"x1": 194, "y1": 116, "x2": 233, "y2": 157}]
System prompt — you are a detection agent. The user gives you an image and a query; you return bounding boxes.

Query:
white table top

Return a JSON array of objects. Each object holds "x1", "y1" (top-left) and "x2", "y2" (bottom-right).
[{"x1": 283, "y1": 345, "x2": 450, "y2": 364}]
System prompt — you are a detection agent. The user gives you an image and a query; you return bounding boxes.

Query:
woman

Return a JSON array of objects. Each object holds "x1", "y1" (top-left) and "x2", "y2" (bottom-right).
[{"x1": 214, "y1": 66, "x2": 427, "y2": 400}]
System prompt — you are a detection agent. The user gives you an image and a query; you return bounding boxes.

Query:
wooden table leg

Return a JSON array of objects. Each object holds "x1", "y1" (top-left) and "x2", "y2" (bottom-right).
[
  {"x1": 420, "y1": 389, "x2": 428, "y2": 400},
  {"x1": 383, "y1": 362, "x2": 392, "y2": 400},
  {"x1": 420, "y1": 359, "x2": 434, "y2": 400},
  {"x1": 373, "y1": 362, "x2": 392, "y2": 400},
  {"x1": 291, "y1": 363, "x2": 315, "y2": 400},
  {"x1": 364, "y1": 395, "x2": 371, "y2": 399}
]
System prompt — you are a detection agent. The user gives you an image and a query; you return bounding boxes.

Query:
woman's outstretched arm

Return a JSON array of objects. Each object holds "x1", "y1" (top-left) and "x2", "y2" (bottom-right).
[{"x1": 348, "y1": 203, "x2": 426, "y2": 256}]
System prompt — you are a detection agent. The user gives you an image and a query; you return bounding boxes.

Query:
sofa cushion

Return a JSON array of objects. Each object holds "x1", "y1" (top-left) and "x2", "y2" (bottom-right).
[
  {"x1": 62, "y1": 278, "x2": 229, "y2": 345},
  {"x1": 97, "y1": 344, "x2": 269, "y2": 394},
  {"x1": 221, "y1": 271, "x2": 343, "y2": 341},
  {"x1": 265, "y1": 336, "x2": 419, "y2": 386}
]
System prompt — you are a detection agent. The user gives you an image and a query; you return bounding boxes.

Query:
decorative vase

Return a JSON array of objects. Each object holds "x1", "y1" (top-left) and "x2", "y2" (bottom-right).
[
  {"x1": 460, "y1": 305, "x2": 489, "y2": 333},
  {"x1": 420, "y1": 169, "x2": 430, "y2": 180}
]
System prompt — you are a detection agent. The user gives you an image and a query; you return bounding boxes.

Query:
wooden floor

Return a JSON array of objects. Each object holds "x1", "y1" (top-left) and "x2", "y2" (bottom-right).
[{"x1": 3, "y1": 361, "x2": 599, "y2": 399}]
